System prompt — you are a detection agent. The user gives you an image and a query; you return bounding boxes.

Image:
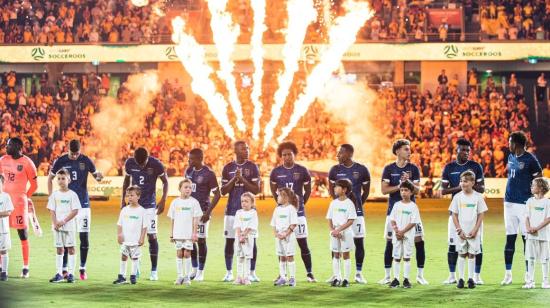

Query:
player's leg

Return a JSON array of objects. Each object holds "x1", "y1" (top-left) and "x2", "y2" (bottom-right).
[
  {"x1": 502, "y1": 202, "x2": 519, "y2": 284},
  {"x1": 77, "y1": 208, "x2": 91, "y2": 280},
  {"x1": 518, "y1": 204, "x2": 529, "y2": 281},
  {"x1": 11, "y1": 198, "x2": 30, "y2": 277},
  {"x1": 114, "y1": 252, "x2": 129, "y2": 284},
  {"x1": 296, "y1": 216, "x2": 315, "y2": 282},
  {"x1": 380, "y1": 216, "x2": 393, "y2": 284},
  {"x1": 474, "y1": 244, "x2": 484, "y2": 284},
  {"x1": 352, "y1": 216, "x2": 366, "y2": 284},
  {"x1": 195, "y1": 238, "x2": 207, "y2": 281},
  {"x1": 190, "y1": 243, "x2": 198, "y2": 279},
  {"x1": 17, "y1": 228, "x2": 30, "y2": 278},
  {"x1": 223, "y1": 215, "x2": 235, "y2": 281},
  {"x1": 146, "y1": 209, "x2": 159, "y2": 280}
]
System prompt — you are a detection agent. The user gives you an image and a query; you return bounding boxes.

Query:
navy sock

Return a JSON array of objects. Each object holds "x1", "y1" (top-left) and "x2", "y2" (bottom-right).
[
  {"x1": 198, "y1": 240, "x2": 207, "y2": 271},
  {"x1": 191, "y1": 243, "x2": 198, "y2": 268},
  {"x1": 354, "y1": 238, "x2": 365, "y2": 271},
  {"x1": 415, "y1": 240, "x2": 426, "y2": 268},
  {"x1": 475, "y1": 244, "x2": 483, "y2": 274},
  {"x1": 62, "y1": 249, "x2": 68, "y2": 269},
  {"x1": 224, "y1": 238, "x2": 235, "y2": 271},
  {"x1": 384, "y1": 241, "x2": 393, "y2": 269},
  {"x1": 251, "y1": 239, "x2": 257, "y2": 271},
  {"x1": 79, "y1": 232, "x2": 89, "y2": 268},
  {"x1": 297, "y1": 238, "x2": 312, "y2": 273},
  {"x1": 504, "y1": 234, "x2": 517, "y2": 270},
  {"x1": 448, "y1": 245, "x2": 458, "y2": 272},
  {"x1": 148, "y1": 237, "x2": 159, "y2": 271}
]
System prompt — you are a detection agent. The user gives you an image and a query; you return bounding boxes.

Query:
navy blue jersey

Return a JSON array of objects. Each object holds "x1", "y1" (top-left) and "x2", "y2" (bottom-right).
[
  {"x1": 381, "y1": 162, "x2": 420, "y2": 215},
  {"x1": 328, "y1": 163, "x2": 371, "y2": 216},
  {"x1": 50, "y1": 154, "x2": 97, "y2": 208},
  {"x1": 124, "y1": 157, "x2": 165, "y2": 209},
  {"x1": 441, "y1": 160, "x2": 484, "y2": 198},
  {"x1": 185, "y1": 166, "x2": 219, "y2": 211},
  {"x1": 505, "y1": 152, "x2": 542, "y2": 204},
  {"x1": 221, "y1": 160, "x2": 260, "y2": 216},
  {"x1": 269, "y1": 164, "x2": 312, "y2": 217}
]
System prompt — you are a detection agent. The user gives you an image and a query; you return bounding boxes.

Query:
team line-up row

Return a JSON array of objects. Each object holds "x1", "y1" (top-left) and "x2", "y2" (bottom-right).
[{"x1": 0, "y1": 132, "x2": 547, "y2": 289}]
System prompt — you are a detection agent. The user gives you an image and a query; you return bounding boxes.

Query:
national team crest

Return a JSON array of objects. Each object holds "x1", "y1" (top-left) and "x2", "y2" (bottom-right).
[
  {"x1": 244, "y1": 169, "x2": 251, "y2": 177},
  {"x1": 17, "y1": 165, "x2": 23, "y2": 171},
  {"x1": 293, "y1": 173, "x2": 301, "y2": 180},
  {"x1": 353, "y1": 172, "x2": 360, "y2": 179},
  {"x1": 518, "y1": 162, "x2": 525, "y2": 170},
  {"x1": 147, "y1": 168, "x2": 154, "y2": 175},
  {"x1": 79, "y1": 162, "x2": 86, "y2": 170},
  {"x1": 197, "y1": 176, "x2": 203, "y2": 183}
]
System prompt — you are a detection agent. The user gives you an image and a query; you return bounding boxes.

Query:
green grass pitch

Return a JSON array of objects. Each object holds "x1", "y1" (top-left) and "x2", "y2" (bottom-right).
[{"x1": 0, "y1": 197, "x2": 547, "y2": 307}]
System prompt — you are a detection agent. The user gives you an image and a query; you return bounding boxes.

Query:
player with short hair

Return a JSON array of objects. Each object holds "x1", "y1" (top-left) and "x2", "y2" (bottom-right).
[
  {"x1": 220, "y1": 141, "x2": 260, "y2": 282},
  {"x1": 441, "y1": 138, "x2": 485, "y2": 285},
  {"x1": 380, "y1": 139, "x2": 428, "y2": 285},
  {"x1": 270, "y1": 141, "x2": 316, "y2": 283},
  {"x1": 233, "y1": 192, "x2": 258, "y2": 286},
  {"x1": 0, "y1": 175, "x2": 14, "y2": 281},
  {"x1": 449, "y1": 171, "x2": 488, "y2": 289},
  {"x1": 328, "y1": 144, "x2": 370, "y2": 284},
  {"x1": 389, "y1": 181, "x2": 421, "y2": 289},
  {"x1": 113, "y1": 186, "x2": 147, "y2": 285},
  {"x1": 327, "y1": 179, "x2": 357, "y2": 288},
  {"x1": 121, "y1": 147, "x2": 168, "y2": 281},
  {"x1": 271, "y1": 188, "x2": 299, "y2": 287},
  {"x1": 48, "y1": 139, "x2": 104, "y2": 280},
  {"x1": 502, "y1": 131, "x2": 542, "y2": 285},
  {"x1": 0, "y1": 137, "x2": 38, "y2": 278},
  {"x1": 168, "y1": 179, "x2": 202, "y2": 286},
  {"x1": 523, "y1": 177, "x2": 550, "y2": 289},
  {"x1": 184, "y1": 148, "x2": 221, "y2": 281},
  {"x1": 47, "y1": 169, "x2": 82, "y2": 283}
]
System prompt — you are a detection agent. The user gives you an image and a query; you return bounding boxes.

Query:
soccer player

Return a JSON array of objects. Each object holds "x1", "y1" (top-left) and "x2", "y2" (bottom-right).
[
  {"x1": 114, "y1": 186, "x2": 147, "y2": 285},
  {"x1": 524, "y1": 177, "x2": 550, "y2": 289},
  {"x1": 184, "y1": 148, "x2": 221, "y2": 281},
  {"x1": 449, "y1": 171, "x2": 488, "y2": 289},
  {"x1": 121, "y1": 147, "x2": 168, "y2": 281},
  {"x1": 502, "y1": 131, "x2": 542, "y2": 285},
  {"x1": 270, "y1": 141, "x2": 316, "y2": 282},
  {"x1": 233, "y1": 192, "x2": 258, "y2": 286},
  {"x1": 48, "y1": 139, "x2": 103, "y2": 280},
  {"x1": 220, "y1": 141, "x2": 260, "y2": 282},
  {"x1": 389, "y1": 181, "x2": 421, "y2": 289},
  {"x1": 47, "y1": 169, "x2": 82, "y2": 283},
  {"x1": 380, "y1": 139, "x2": 428, "y2": 285},
  {"x1": 441, "y1": 138, "x2": 485, "y2": 285},
  {"x1": 0, "y1": 137, "x2": 38, "y2": 278},
  {"x1": 327, "y1": 179, "x2": 357, "y2": 288},
  {"x1": 271, "y1": 188, "x2": 299, "y2": 287},
  {"x1": 0, "y1": 175, "x2": 14, "y2": 281},
  {"x1": 328, "y1": 144, "x2": 370, "y2": 284},
  {"x1": 167, "y1": 179, "x2": 202, "y2": 286}
]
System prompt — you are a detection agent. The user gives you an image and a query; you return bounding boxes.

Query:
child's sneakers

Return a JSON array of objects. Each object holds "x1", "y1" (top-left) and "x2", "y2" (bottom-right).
[
  {"x1": 340, "y1": 279, "x2": 350, "y2": 288},
  {"x1": 0, "y1": 272, "x2": 7, "y2": 281},
  {"x1": 456, "y1": 278, "x2": 465, "y2": 289},
  {"x1": 403, "y1": 278, "x2": 412, "y2": 288},
  {"x1": 182, "y1": 276, "x2": 191, "y2": 286},
  {"x1": 330, "y1": 278, "x2": 341, "y2": 287},
  {"x1": 522, "y1": 281, "x2": 535, "y2": 289},
  {"x1": 66, "y1": 274, "x2": 75, "y2": 283},
  {"x1": 389, "y1": 278, "x2": 400, "y2": 288},
  {"x1": 130, "y1": 275, "x2": 137, "y2": 285},
  {"x1": 542, "y1": 280, "x2": 550, "y2": 289},
  {"x1": 112, "y1": 274, "x2": 127, "y2": 284},
  {"x1": 242, "y1": 278, "x2": 251, "y2": 285},
  {"x1": 467, "y1": 278, "x2": 476, "y2": 289},
  {"x1": 233, "y1": 277, "x2": 243, "y2": 285},
  {"x1": 175, "y1": 277, "x2": 185, "y2": 285},
  {"x1": 288, "y1": 277, "x2": 296, "y2": 287},
  {"x1": 274, "y1": 277, "x2": 287, "y2": 286},
  {"x1": 49, "y1": 273, "x2": 64, "y2": 283}
]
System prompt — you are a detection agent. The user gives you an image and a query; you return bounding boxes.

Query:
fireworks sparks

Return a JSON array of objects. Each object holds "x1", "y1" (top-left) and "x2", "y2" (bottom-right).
[{"x1": 250, "y1": 0, "x2": 267, "y2": 141}]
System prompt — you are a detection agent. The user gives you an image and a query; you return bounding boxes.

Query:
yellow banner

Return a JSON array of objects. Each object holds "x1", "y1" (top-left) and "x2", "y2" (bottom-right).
[{"x1": 1, "y1": 43, "x2": 549, "y2": 63}]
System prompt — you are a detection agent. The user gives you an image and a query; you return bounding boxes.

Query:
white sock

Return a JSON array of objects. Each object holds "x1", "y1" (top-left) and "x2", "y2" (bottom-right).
[
  {"x1": 176, "y1": 258, "x2": 184, "y2": 278},
  {"x1": 417, "y1": 267, "x2": 424, "y2": 277},
  {"x1": 1, "y1": 254, "x2": 8, "y2": 273},
  {"x1": 385, "y1": 267, "x2": 391, "y2": 278},
  {"x1": 458, "y1": 256, "x2": 465, "y2": 280},
  {"x1": 56, "y1": 254, "x2": 64, "y2": 275},
  {"x1": 131, "y1": 259, "x2": 139, "y2": 275},
  {"x1": 237, "y1": 258, "x2": 244, "y2": 279},
  {"x1": 279, "y1": 260, "x2": 286, "y2": 279},
  {"x1": 68, "y1": 254, "x2": 75, "y2": 275},
  {"x1": 332, "y1": 258, "x2": 340, "y2": 280},
  {"x1": 393, "y1": 260, "x2": 400, "y2": 280},
  {"x1": 288, "y1": 261, "x2": 296, "y2": 279},
  {"x1": 120, "y1": 260, "x2": 127, "y2": 276},
  {"x1": 543, "y1": 263, "x2": 549, "y2": 281},
  {"x1": 245, "y1": 259, "x2": 251, "y2": 279},
  {"x1": 527, "y1": 260, "x2": 535, "y2": 282},
  {"x1": 184, "y1": 257, "x2": 192, "y2": 278},
  {"x1": 344, "y1": 258, "x2": 351, "y2": 281},
  {"x1": 467, "y1": 258, "x2": 475, "y2": 280},
  {"x1": 404, "y1": 261, "x2": 411, "y2": 279}
]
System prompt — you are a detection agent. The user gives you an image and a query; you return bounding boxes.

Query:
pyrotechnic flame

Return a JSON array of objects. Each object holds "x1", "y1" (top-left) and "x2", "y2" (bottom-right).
[
  {"x1": 171, "y1": 17, "x2": 236, "y2": 140},
  {"x1": 262, "y1": 0, "x2": 317, "y2": 149},
  {"x1": 276, "y1": 1, "x2": 373, "y2": 143},
  {"x1": 250, "y1": 0, "x2": 267, "y2": 140},
  {"x1": 206, "y1": 0, "x2": 246, "y2": 132}
]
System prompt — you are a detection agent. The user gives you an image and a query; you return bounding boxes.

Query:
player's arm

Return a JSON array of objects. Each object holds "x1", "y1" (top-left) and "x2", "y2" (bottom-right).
[
  {"x1": 361, "y1": 181, "x2": 370, "y2": 204},
  {"x1": 401, "y1": 222, "x2": 417, "y2": 234},
  {"x1": 440, "y1": 181, "x2": 461, "y2": 195},
  {"x1": 47, "y1": 173, "x2": 56, "y2": 195},
  {"x1": 0, "y1": 209, "x2": 12, "y2": 217},
  {"x1": 192, "y1": 216, "x2": 199, "y2": 242},
  {"x1": 121, "y1": 174, "x2": 130, "y2": 208},
  {"x1": 62, "y1": 209, "x2": 79, "y2": 226},
  {"x1": 533, "y1": 216, "x2": 550, "y2": 232},
  {"x1": 335, "y1": 218, "x2": 355, "y2": 233},
  {"x1": 220, "y1": 167, "x2": 237, "y2": 195},
  {"x1": 381, "y1": 181, "x2": 400, "y2": 195},
  {"x1": 26, "y1": 161, "x2": 38, "y2": 198},
  {"x1": 49, "y1": 209, "x2": 59, "y2": 230},
  {"x1": 303, "y1": 181, "x2": 312, "y2": 205},
  {"x1": 169, "y1": 217, "x2": 174, "y2": 241},
  {"x1": 451, "y1": 212, "x2": 464, "y2": 237},
  {"x1": 239, "y1": 176, "x2": 260, "y2": 195},
  {"x1": 473, "y1": 178, "x2": 485, "y2": 194},
  {"x1": 328, "y1": 167, "x2": 337, "y2": 199},
  {"x1": 269, "y1": 181, "x2": 279, "y2": 202},
  {"x1": 139, "y1": 225, "x2": 147, "y2": 246},
  {"x1": 157, "y1": 173, "x2": 169, "y2": 215}
]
